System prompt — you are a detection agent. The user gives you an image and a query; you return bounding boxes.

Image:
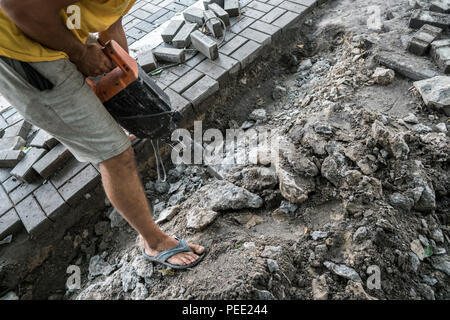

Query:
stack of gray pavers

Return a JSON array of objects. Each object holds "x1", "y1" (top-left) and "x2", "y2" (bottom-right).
[
  {"x1": 0, "y1": 101, "x2": 101, "y2": 240},
  {"x1": 133, "y1": 0, "x2": 325, "y2": 120},
  {"x1": 138, "y1": 0, "x2": 242, "y2": 73},
  {"x1": 408, "y1": 3, "x2": 450, "y2": 73}
]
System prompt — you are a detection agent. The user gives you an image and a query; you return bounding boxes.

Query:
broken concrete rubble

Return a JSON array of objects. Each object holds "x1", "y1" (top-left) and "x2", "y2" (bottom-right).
[
  {"x1": 431, "y1": 39, "x2": 450, "y2": 73},
  {"x1": 407, "y1": 24, "x2": 442, "y2": 56},
  {"x1": 414, "y1": 76, "x2": 450, "y2": 116}
]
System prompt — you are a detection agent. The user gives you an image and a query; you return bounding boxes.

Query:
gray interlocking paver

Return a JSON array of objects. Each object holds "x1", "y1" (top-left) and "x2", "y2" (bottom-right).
[
  {"x1": 30, "y1": 130, "x2": 58, "y2": 150},
  {"x1": 32, "y1": 144, "x2": 73, "y2": 179},
  {"x1": 0, "y1": 185, "x2": 13, "y2": 216},
  {"x1": 243, "y1": 7, "x2": 266, "y2": 19},
  {"x1": 3, "y1": 176, "x2": 21, "y2": 193},
  {"x1": 58, "y1": 165, "x2": 101, "y2": 205},
  {"x1": 9, "y1": 177, "x2": 44, "y2": 204},
  {"x1": 15, "y1": 194, "x2": 50, "y2": 235},
  {"x1": 164, "y1": 87, "x2": 194, "y2": 118},
  {"x1": 161, "y1": 20, "x2": 185, "y2": 43},
  {"x1": 2, "y1": 120, "x2": 31, "y2": 140},
  {"x1": 0, "y1": 208, "x2": 22, "y2": 239},
  {"x1": 0, "y1": 150, "x2": 24, "y2": 168},
  {"x1": 182, "y1": 75, "x2": 219, "y2": 106},
  {"x1": 190, "y1": 30, "x2": 219, "y2": 60},
  {"x1": 260, "y1": 7, "x2": 287, "y2": 23},
  {"x1": 219, "y1": 34, "x2": 248, "y2": 55},
  {"x1": 34, "y1": 182, "x2": 69, "y2": 220},
  {"x1": 272, "y1": 10, "x2": 301, "y2": 29},
  {"x1": 246, "y1": 1, "x2": 274, "y2": 13},
  {"x1": 278, "y1": 0, "x2": 309, "y2": 14},
  {"x1": 10, "y1": 147, "x2": 47, "y2": 183},
  {"x1": 209, "y1": 53, "x2": 241, "y2": 75},
  {"x1": 170, "y1": 69, "x2": 204, "y2": 93},
  {"x1": 230, "y1": 40, "x2": 262, "y2": 68},
  {"x1": 230, "y1": 16, "x2": 256, "y2": 34},
  {"x1": 250, "y1": 19, "x2": 282, "y2": 39},
  {"x1": 241, "y1": 27, "x2": 272, "y2": 46},
  {"x1": 224, "y1": 0, "x2": 241, "y2": 17},
  {"x1": 195, "y1": 59, "x2": 228, "y2": 84},
  {"x1": 50, "y1": 158, "x2": 89, "y2": 189}
]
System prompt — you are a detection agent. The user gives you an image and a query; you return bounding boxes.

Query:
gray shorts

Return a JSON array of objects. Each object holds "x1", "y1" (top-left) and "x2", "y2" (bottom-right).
[{"x1": 0, "y1": 58, "x2": 131, "y2": 163}]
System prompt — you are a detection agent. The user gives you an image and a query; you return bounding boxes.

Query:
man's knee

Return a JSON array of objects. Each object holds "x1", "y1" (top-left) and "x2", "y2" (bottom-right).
[{"x1": 100, "y1": 147, "x2": 136, "y2": 171}]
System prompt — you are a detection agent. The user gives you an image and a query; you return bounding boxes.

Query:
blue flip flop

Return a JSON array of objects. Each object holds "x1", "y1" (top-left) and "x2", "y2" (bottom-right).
[{"x1": 141, "y1": 237, "x2": 206, "y2": 270}]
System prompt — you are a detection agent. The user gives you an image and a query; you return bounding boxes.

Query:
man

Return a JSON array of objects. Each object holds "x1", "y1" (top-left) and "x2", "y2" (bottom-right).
[{"x1": 0, "y1": 0, "x2": 205, "y2": 268}]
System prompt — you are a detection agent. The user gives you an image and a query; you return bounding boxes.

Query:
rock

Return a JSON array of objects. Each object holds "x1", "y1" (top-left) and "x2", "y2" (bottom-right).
[
  {"x1": 371, "y1": 120, "x2": 410, "y2": 159},
  {"x1": 298, "y1": 59, "x2": 313, "y2": 71},
  {"x1": 240, "y1": 167, "x2": 278, "y2": 192},
  {"x1": 312, "y1": 275, "x2": 329, "y2": 300},
  {"x1": 321, "y1": 152, "x2": 347, "y2": 187},
  {"x1": 130, "y1": 282, "x2": 149, "y2": 300},
  {"x1": 267, "y1": 259, "x2": 279, "y2": 273},
  {"x1": 403, "y1": 113, "x2": 419, "y2": 124},
  {"x1": 435, "y1": 122, "x2": 447, "y2": 132},
  {"x1": 313, "y1": 121, "x2": 333, "y2": 135},
  {"x1": 244, "y1": 214, "x2": 264, "y2": 229},
  {"x1": 88, "y1": 255, "x2": 114, "y2": 280},
  {"x1": 254, "y1": 289, "x2": 275, "y2": 300},
  {"x1": 121, "y1": 263, "x2": 138, "y2": 292},
  {"x1": 413, "y1": 76, "x2": 450, "y2": 116},
  {"x1": 430, "y1": 256, "x2": 450, "y2": 276},
  {"x1": 353, "y1": 226, "x2": 368, "y2": 242},
  {"x1": 154, "y1": 181, "x2": 170, "y2": 194},
  {"x1": 0, "y1": 292, "x2": 19, "y2": 300},
  {"x1": 410, "y1": 239, "x2": 425, "y2": 261},
  {"x1": 243, "y1": 242, "x2": 256, "y2": 249},
  {"x1": 311, "y1": 231, "x2": 328, "y2": 241},
  {"x1": 131, "y1": 255, "x2": 153, "y2": 281},
  {"x1": 423, "y1": 275, "x2": 438, "y2": 286},
  {"x1": 390, "y1": 193, "x2": 414, "y2": 211},
  {"x1": 272, "y1": 85, "x2": 287, "y2": 100},
  {"x1": 431, "y1": 229, "x2": 444, "y2": 243},
  {"x1": 108, "y1": 208, "x2": 127, "y2": 228},
  {"x1": 94, "y1": 221, "x2": 109, "y2": 236},
  {"x1": 409, "y1": 252, "x2": 420, "y2": 272},
  {"x1": 186, "y1": 207, "x2": 218, "y2": 231},
  {"x1": 412, "y1": 123, "x2": 432, "y2": 133},
  {"x1": 277, "y1": 166, "x2": 315, "y2": 204},
  {"x1": 323, "y1": 261, "x2": 362, "y2": 282},
  {"x1": 279, "y1": 200, "x2": 297, "y2": 214},
  {"x1": 191, "y1": 180, "x2": 264, "y2": 211},
  {"x1": 261, "y1": 245, "x2": 283, "y2": 259},
  {"x1": 287, "y1": 154, "x2": 319, "y2": 177},
  {"x1": 153, "y1": 201, "x2": 166, "y2": 214},
  {"x1": 249, "y1": 109, "x2": 267, "y2": 121},
  {"x1": 418, "y1": 283, "x2": 435, "y2": 300},
  {"x1": 372, "y1": 67, "x2": 395, "y2": 85},
  {"x1": 155, "y1": 205, "x2": 181, "y2": 224}
]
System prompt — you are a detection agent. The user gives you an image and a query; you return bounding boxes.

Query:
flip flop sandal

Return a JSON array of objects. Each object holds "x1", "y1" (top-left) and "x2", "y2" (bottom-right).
[{"x1": 141, "y1": 237, "x2": 206, "y2": 270}]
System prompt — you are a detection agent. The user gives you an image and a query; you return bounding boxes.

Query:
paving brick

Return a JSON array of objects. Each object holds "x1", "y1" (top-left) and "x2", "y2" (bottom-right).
[
  {"x1": 204, "y1": 0, "x2": 225, "y2": 9},
  {"x1": 408, "y1": 24, "x2": 443, "y2": 56},
  {"x1": 243, "y1": 7, "x2": 266, "y2": 19},
  {"x1": 30, "y1": 130, "x2": 58, "y2": 150},
  {"x1": 132, "y1": 9, "x2": 152, "y2": 20},
  {"x1": 183, "y1": 7, "x2": 205, "y2": 25},
  {"x1": 15, "y1": 194, "x2": 50, "y2": 235},
  {"x1": 0, "y1": 168, "x2": 10, "y2": 182},
  {"x1": 0, "y1": 136, "x2": 26, "y2": 151},
  {"x1": 2, "y1": 120, "x2": 31, "y2": 140},
  {"x1": 58, "y1": 165, "x2": 101, "y2": 205},
  {"x1": 3, "y1": 175, "x2": 21, "y2": 193},
  {"x1": 186, "y1": 53, "x2": 207, "y2": 68},
  {"x1": 266, "y1": 0, "x2": 284, "y2": 5},
  {"x1": 190, "y1": 30, "x2": 219, "y2": 60},
  {"x1": 409, "y1": 9, "x2": 450, "y2": 30},
  {"x1": 224, "y1": 0, "x2": 241, "y2": 17},
  {"x1": 153, "y1": 47, "x2": 186, "y2": 63},
  {"x1": 430, "y1": 0, "x2": 450, "y2": 13},
  {"x1": 246, "y1": 1, "x2": 274, "y2": 13},
  {"x1": 164, "y1": 87, "x2": 194, "y2": 118},
  {"x1": 231, "y1": 40, "x2": 262, "y2": 68},
  {"x1": 241, "y1": 27, "x2": 272, "y2": 46},
  {"x1": 172, "y1": 23, "x2": 198, "y2": 48},
  {"x1": 169, "y1": 62, "x2": 193, "y2": 77},
  {"x1": 431, "y1": 39, "x2": 450, "y2": 73},
  {"x1": 157, "y1": 71, "x2": 180, "y2": 86},
  {"x1": 32, "y1": 144, "x2": 72, "y2": 179},
  {"x1": 50, "y1": 158, "x2": 89, "y2": 189},
  {"x1": 230, "y1": 16, "x2": 256, "y2": 34},
  {"x1": 1, "y1": 107, "x2": 14, "y2": 119},
  {"x1": 195, "y1": 59, "x2": 228, "y2": 84},
  {"x1": 0, "y1": 209, "x2": 22, "y2": 239},
  {"x1": 137, "y1": 50, "x2": 157, "y2": 72},
  {"x1": 208, "y1": 3, "x2": 230, "y2": 26},
  {"x1": 147, "y1": 8, "x2": 170, "y2": 23},
  {"x1": 0, "y1": 116, "x2": 7, "y2": 131},
  {"x1": 182, "y1": 75, "x2": 219, "y2": 106},
  {"x1": 10, "y1": 147, "x2": 47, "y2": 183},
  {"x1": 272, "y1": 11, "x2": 300, "y2": 30},
  {"x1": 204, "y1": 10, "x2": 223, "y2": 38},
  {"x1": 165, "y1": 2, "x2": 186, "y2": 12},
  {"x1": 248, "y1": 20, "x2": 282, "y2": 39},
  {"x1": 142, "y1": 3, "x2": 160, "y2": 14},
  {"x1": 170, "y1": 69, "x2": 204, "y2": 93},
  {"x1": 178, "y1": 0, "x2": 198, "y2": 6},
  {"x1": 34, "y1": 182, "x2": 69, "y2": 220},
  {"x1": 9, "y1": 177, "x2": 44, "y2": 204},
  {"x1": 126, "y1": 27, "x2": 147, "y2": 40},
  {"x1": 209, "y1": 53, "x2": 241, "y2": 75},
  {"x1": 260, "y1": 7, "x2": 287, "y2": 23},
  {"x1": 278, "y1": 0, "x2": 309, "y2": 14},
  {"x1": 219, "y1": 35, "x2": 249, "y2": 55},
  {"x1": 152, "y1": 11, "x2": 176, "y2": 26},
  {"x1": 0, "y1": 185, "x2": 12, "y2": 215},
  {"x1": 5, "y1": 112, "x2": 22, "y2": 125},
  {"x1": 289, "y1": 0, "x2": 318, "y2": 6},
  {"x1": 0, "y1": 150, "x2": 24, "y2": 168},
  {"x1": 135, "y1": 20, "x2": 155, "y2": 33},
  {"x1": 161, "y1": 20, "x2": 185, "y2": 43}
]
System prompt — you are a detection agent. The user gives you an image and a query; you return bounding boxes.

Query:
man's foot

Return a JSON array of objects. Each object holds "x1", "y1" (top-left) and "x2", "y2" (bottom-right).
[{"x1": 139, "y1": 235, "x2": 205, "y2": 266}]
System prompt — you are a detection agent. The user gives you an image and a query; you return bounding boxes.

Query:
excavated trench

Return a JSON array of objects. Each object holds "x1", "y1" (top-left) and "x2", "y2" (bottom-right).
[{"x1": 2, "y1": 0, "x2": 449, "y2": 300}]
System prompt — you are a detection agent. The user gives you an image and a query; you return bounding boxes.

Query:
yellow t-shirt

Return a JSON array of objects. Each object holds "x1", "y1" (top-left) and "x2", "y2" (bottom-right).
[{"x1": 0, "y1": 0, "x2": 136, "y2": 62}]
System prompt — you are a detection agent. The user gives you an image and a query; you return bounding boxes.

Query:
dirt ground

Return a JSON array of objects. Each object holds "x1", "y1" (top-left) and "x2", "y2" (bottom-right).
[{"x1": 4, "y1": 0, "x2": 449, "y2": 300}]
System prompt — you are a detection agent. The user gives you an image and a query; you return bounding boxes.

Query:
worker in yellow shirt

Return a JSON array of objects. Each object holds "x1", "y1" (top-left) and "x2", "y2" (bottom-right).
[{"x1": 0, "y1": 0, "x2": 205, "y2": 270}]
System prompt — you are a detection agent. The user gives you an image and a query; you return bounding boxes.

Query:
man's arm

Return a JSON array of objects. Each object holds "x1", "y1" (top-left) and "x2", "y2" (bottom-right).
[
  {"x1": 99, "y1": 18, "x2": 128, "y2": 53},
  {"x1": 0, "y1": 0, "x2": 115, "y2": 76}
]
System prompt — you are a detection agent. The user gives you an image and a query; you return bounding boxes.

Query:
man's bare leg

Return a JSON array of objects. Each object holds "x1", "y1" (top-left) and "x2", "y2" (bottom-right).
[{"x1": 99, "y1": 147, "x2": 204, "y2": 266}]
